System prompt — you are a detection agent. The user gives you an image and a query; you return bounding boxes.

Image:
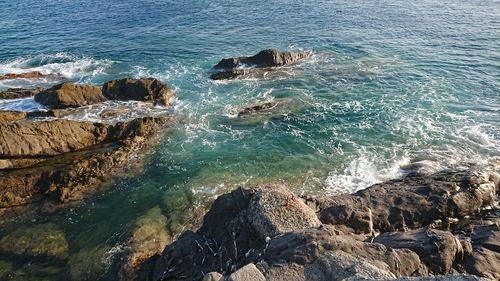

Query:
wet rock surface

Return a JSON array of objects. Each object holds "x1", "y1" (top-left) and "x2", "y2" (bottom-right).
[
  {"x1": 102, "y1": 78, "x2": 174, "y2": 106},
  {"x1": 0, "y1": 87, "x2": 44, "y2": 99},
  {"x1": 34, "y1": 83, "x2": 106, "y2": 109},
  {"x1": 0, "y1": 71, "x2": 49, "y2": 80},
  {"x1": 0, "y1": 77, "x2": 176, "y2": 209},
  {"x1": 135, "y1": 167, "x2": 499, "y2": 281},
  {"x1": 211, "y1": 49, "x2": 312, "y2": 80}
]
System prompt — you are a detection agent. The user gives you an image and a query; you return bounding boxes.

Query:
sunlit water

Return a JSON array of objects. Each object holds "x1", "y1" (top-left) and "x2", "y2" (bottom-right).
[{"x1": 0, "y1": 0, "x2": 499, "y2": 279}]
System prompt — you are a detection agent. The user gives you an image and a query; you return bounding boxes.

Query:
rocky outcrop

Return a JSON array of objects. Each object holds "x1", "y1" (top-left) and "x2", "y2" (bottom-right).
[
  {"x1": 0, "y1": 87, "x2": 44, "y2": 99},
  {"x1": 0, "y1": 116, "x2": 173, "y2": 207},
  {"x1": 34, "y1": 83, "x2": 106, "y2": 109},
  {"x1": 210, "y1": 49, "x2": 312, "y2": 80},
  {"x1": 213, "y1": 49, "x2": 312, "y2": 70},
  {"x1": 102, "y1": 78, "x2": 174, "y2": 106},
  {"x1": 0, "y1": 71, "x2": 48, "y2": 80},
  {"x1": 135, "y1": 167, "x2": 498, "y2": 281}
]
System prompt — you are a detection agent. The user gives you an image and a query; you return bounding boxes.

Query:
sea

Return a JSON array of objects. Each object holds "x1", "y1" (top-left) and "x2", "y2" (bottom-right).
[{"x1": 0, "y1": 0, "x2": 498, "y2": 279}]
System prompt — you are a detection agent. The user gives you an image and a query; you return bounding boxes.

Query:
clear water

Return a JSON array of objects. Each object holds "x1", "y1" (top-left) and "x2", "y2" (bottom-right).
[{"x1": 0, "y1": 0, "x2": 499, "y2": 280}]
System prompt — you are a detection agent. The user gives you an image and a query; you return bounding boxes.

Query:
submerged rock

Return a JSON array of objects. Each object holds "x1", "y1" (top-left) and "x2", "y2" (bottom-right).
[
  {"x1": 0, "y1": 71, "x2": 48, "y2": 80},
  {"x1": 34, "y1": 83, "x2": 106, "y2": 109},
  {"x1": 211, "y1": 49, "x2": 312, "y2": 80},
  {"x1": 102, "y1": 78, "x2": 174, "y2": 106},
  {"x1": 120, "y1": 206, "x2": 171, "y2": 281},
  {"x1": 0, "y1": 223, "x2": 69, "y2": 260},
  {"x1": 0, "y1": 87, "x2": 45, "y2": 99},
  {"x1": 68, "y1": 246, "x2": 109, "y2": 281}
]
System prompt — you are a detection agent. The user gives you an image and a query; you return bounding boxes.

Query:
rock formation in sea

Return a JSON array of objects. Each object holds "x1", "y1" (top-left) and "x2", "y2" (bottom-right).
[
  {"x1": 0, "y1": 78, "x2": 175, "y2": 208},
  {"x1": 0, "y1": 71, "x2": 50, "y2": 80},
  {"x1": 130, "y1": 166, "x2": 499, "y2": 281},
  {"x1": 210, "y1": 49, "x2": 312, "y2": 80},
  {"x1": 0, "y1": 87, "x2": 44, "y2": 99}
]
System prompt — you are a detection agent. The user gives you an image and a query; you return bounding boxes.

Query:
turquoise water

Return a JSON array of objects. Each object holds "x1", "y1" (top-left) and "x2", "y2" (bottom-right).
[{"x1": 0, "y1": 0, "x2": 499, "y2": 279}]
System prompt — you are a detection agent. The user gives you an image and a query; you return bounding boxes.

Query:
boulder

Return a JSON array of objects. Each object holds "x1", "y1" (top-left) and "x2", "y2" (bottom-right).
[
  {"x1": 0, "y1": 110, "x2": 27, "y2": 122},
  {"x1": 247, "y1": 184, "x2": 321, "y2": 239},
  {"x1": 0, "y1": 87, "x2": 44, "y2": 99},
  {"x1": 203, "y1": 272, "x2": 222, "y2": 281},
  {"x1": 462, "y1": 225, "x2": 500, "y2": 280},
  {"x1": 213, "y1": 49, "x2": 312, "y2": 70},
  {"x1": 237, "y1": 101, "x2": 278, "y2": 117},
  {"x1": 0, "y1": 71, "x2": 47, "y2": 80},
  {"x1": 373, "y1": 229, "x2": 471, "y2": 274},
  {"x1": 34, "y1": 83, "x2": 106, "y2": 109},
  {"x1": 102, "y1": 78, "x2": 174, "y2": 106},
  {"x1": 227, "y1": 263, "x2": 265, "y2": 281},
  {"x1": 211, "y1": 49, "x2": 312, "y2": 80}
]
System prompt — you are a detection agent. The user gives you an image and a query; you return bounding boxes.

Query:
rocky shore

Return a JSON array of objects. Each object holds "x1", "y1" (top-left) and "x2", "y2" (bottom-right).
[
  {"x1": 129, "y1": 165, "x2": 499, "y2": 281},
  {"x1": 0, "y1": 77, "x2": 175, "y2": 208}
]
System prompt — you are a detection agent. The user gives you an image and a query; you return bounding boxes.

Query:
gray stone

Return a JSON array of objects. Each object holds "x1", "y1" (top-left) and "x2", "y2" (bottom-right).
[{"x1": 227, "y1": 263, "x2": 265, "y2": 281}]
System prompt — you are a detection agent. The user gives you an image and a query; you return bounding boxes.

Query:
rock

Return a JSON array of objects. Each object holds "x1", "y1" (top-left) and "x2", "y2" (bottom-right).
[
  {"x1": 213, "y1": 49, "x2": 312, "y2": 70},
  {"x1": 68, "y1": 246, "x2": 108, "y2": 281},
  {"x1": 247, "y1": 184, "x2": 321, "y2": 239},
  {"x1": 0, "y1": 260, "x2": 14, "y2": 280},
  {"x1": 0, "y1": 119, "x2": 110, "y2": 157},
  {"x1": 34, "y1": 83, "x2": 106, "y2": 109},
  {"x1": 211, "y1": 49, "x2": 312, "y2": 80},
  {"x1": 227, "y1": 263, "x2": 265, "y2": 281},
  {"x1": 202, "y1": 272, "x2": 222, "y2": 281},
  {"x1": 0, "y1": 87, "x2": 44, "y2": 99},
  {"x1": 373, "y1": 229, "x2": 470, "y2": 274},
  {"x1": 210, "y1": 69, "x2": 246, "y2": 80},
  {"x1": 462, "y1": 225, "x2": 500, "y2": 280},
  {"x1": 102, "y1": 78, "x2": 174, "y2": 106},
  {"x1": 99, "y1": 107, "x2": 129, "y2": 119},
  {"x1": 237, "y1": 101, "x2": 278, "y2": 117},
  {"x1": 388, "y1": 275, "x2": 488, "y2": 281},
  {"x1": 0, "y1": 116, "x2": 174, "y2": 207},
  {"x1": 120, "y1": 207, "x2": 171, "y2": 281},
  {"x1": 0, "y1": 223, "x2": 69, "y2": 260},
  {"x1": 308, "y1": 169, "x2": 499, "y2": 233},
  {"x1": 0, "y1": 110, "x2": 27, "y2": 122},
  {"x1": 0, "y1": 71, "x2": 47, "y2": 80}
]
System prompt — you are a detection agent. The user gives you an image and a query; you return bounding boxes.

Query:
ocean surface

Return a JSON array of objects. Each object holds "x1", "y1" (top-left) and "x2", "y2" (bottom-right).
[{"x1": 0, "y1": 0, "x2": 499, "y2": 279}]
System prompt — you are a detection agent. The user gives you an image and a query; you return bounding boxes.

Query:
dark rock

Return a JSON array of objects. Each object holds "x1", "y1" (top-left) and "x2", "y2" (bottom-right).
[
  {"x1": 214, "y1": 49, "x2": 312, "y2": 70},
  {"x1": 237, "y1": 101, "x2": 278, "y2": 117},
  {"x1": 0, "y1": 87, "x2": 44, "y2": 99},
  {"x1": 308, "y1": 169, "x2": 498, "y2": 233},
  {"x1": 102, "y1": 78, "x2": 174, "y2": 106},
  {"x1": 0, "y1": 71, "x2": 48, "y2": 80},
  {"x1": 211, "y1": 49, "x2": 312, "y2": 80},
  {"x1": 34, "y1": 83, "x2": 106, "y2": 109},
  {"x1": 373, "y1": 229, "x2": 471, "y2": 274},
  {"x1": 463, "y1": 225, "x2": 500, "y2": 280}
]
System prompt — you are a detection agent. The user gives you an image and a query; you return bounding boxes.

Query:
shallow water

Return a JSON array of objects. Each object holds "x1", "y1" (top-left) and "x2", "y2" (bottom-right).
[{"x1": 0, "y1": 0, "x2": 499, "y2": 280}]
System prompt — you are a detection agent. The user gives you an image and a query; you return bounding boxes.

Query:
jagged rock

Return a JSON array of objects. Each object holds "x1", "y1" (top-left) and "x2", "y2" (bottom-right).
[
  {"x1": 211, "y1": 49, "x2": 312, "y2": 80},
  {"x1": 308, "y1": 169, "x2": 499, "y2": 233},
  {"x1": 237, "y1": 101, "x2": 278, "y2": 117},
  {"x1": 34, "y1": 83, "x2": 106, "y2": 109},
  {"x1": 0, "y1": 116, "x2": 173, "y2": 207},
  {"x1": 0, "y1": 71, "x2": 47, "y2": 80},
  {"x1": 102, "y1": 78, "x2": 174, "y2": 106},
  {"x1": 0, "y1": 87, "x2": 44, "y2": 99},
  {"x1": 214, "y1": 49, "x2": 312, "y2": 70},
  {"x1": 99, "y1": 107, "x2": 129, "y2": 119},
  {"x1": 227, "y1": 263, "x2": 265, "y2": 281},
  {"x1": 203, "y1": 272, "x2": 222, "y2": 281},
  {"x1": 247, "y1": 184, "x2": 321, "y2": 239},
  {"x1": 0, "y1": 110, "x2": 27, "y2": 122},
  {"x1": 0, "y1": 223, "x2": 69, "y2": 260},
  {"x1": 120, "y1": 207, "x2": 171, "y2": 281},
  {"x1": 388, "y1": 275, "x2": 488, "y2": 281},
  {"x1": 373, "y1": 229, "x2": 471, "y2": 274},
  {"x1": 462, "y1": 225, "x2": 500, "y2": 280}
]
